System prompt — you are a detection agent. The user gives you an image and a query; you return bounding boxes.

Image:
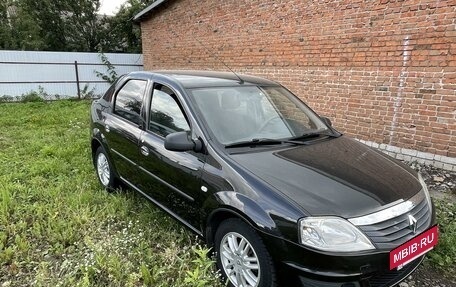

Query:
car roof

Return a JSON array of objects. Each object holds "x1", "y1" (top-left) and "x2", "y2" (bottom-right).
[{"x1": 127, "y1": 70, "x2": 279, "y2": 89}]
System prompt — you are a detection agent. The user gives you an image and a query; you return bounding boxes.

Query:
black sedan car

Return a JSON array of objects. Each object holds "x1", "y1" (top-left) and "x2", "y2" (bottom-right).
[{"x1": 90, "y1": 71, "x2": 436, "y2": 287}]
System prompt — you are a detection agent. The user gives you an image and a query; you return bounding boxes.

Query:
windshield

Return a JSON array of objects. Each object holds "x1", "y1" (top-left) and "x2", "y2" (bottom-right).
[{"x1": 188, "y1": 86, "x2": 329, "y2": 145}]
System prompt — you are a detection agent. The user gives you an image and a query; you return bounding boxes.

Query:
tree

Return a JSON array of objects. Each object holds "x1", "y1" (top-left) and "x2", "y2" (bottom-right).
[
  {"x1": 0, "y1": 0, "x2": 12, "y2": 49},
  {"x1": 0, "y1": 0, "x2": 47, "y2": 50},
  {"x1": 19, "y1": 0, "x2": 107, "y2": 52},
  {"x1": 19, "y1": 0, "x2": 68, "y2": 51},
  {"x1": 102, "y1": 0, "x2": 152, "y2": 53},
  {"x1": 65, "y1": 0, "x2": 107, "y2": 52},
  {"x1": 0, "y1": 0, "x2": 153, "y2": 53},
  {"x1": 12, "y1": 8, "x2": 48, "y2": 50}
]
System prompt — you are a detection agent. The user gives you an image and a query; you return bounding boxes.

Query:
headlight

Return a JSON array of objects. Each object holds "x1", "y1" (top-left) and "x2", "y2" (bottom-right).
[
  {"x1": 418, "y1": 173, "x2": 432, "y2": 208},
  {"x1": 299, "y1": 217, "x2": 375, "y2": 252}
]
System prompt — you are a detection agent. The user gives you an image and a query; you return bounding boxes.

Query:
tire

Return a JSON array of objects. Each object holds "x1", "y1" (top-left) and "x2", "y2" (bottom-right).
[
  {"x1": 94, "y1": 146, "x2": 117, "y2": 191},
  {"x1": 215, "y1": 218, "x2": 276, "y2": 287}
]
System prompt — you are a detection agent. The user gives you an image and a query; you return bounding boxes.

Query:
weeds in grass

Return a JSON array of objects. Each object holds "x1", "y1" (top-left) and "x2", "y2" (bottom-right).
[
  {"x1": 20, "y1": 86, "x2": 54, "y2": 102},
  {"x1": 80, "y1": 84, "x2": 99, "y2": 100},
  {"x1": 427, "y1": 200, "x2": 456, "y2": 272},
  {"x1": 0, "y1": 100, "x2": 222, "y2": 286},
  {"x1": 184, "y1": 245, "x2": 221, "y2": 287},
  {"x1": 20, "y1": 91, "x2": 45, "y2": 103}
]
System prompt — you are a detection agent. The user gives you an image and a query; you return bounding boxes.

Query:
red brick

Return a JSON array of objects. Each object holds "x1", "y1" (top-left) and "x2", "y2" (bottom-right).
[{"x1": 140, "y1": 0, "x2": 455, "y2": 159}]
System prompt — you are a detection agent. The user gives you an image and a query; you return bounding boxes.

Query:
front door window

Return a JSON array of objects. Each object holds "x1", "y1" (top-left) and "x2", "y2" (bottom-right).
[{"x1": 149, "y1": 84, "x2": 190, "y2": 137}]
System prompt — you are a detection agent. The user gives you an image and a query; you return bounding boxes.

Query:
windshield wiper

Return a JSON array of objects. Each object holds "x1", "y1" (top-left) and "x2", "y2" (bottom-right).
[
  {"x1": 289, "y1": 131, "x2": 340, "y2": 141},
  {"x1": 225, "y1": 138, "x2": 309, "y2": 149},
  {"x1": 225, "y1": 131, "x2": 341, "y2": 149}
]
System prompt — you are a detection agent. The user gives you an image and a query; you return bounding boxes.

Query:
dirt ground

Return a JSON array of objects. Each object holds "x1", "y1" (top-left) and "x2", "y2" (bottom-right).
[{"x1": 401, "y1": 265, "x2": 456, "y2": 287}]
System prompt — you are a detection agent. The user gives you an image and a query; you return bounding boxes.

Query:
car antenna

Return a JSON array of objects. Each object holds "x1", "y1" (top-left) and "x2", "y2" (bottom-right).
[
  {"x1": 167, "y1": 28, "x2": 244, "y2": 84},
  {"x1": 192, "y1": 37, "x2": 244, "y2": 84}
]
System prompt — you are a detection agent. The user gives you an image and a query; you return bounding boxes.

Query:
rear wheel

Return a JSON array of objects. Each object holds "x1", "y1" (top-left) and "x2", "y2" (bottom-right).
[
  {"x1": 94, "y1": 146, "x2": 117, "y2": 191},
  {"x1": 215, "y1": 218, "x2": 276, "y2": 287}
]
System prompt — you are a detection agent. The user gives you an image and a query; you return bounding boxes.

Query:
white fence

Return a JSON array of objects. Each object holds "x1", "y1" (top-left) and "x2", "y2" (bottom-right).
[{"x1": 0, "y1": 50, "x2": 143, "y2": 99}]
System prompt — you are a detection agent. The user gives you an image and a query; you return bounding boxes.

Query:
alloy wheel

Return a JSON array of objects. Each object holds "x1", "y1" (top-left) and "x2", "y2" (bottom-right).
[
  {"x1": 96, "y1": 152, "x2": 110, "y2": 186},
  {"x1": 220, "y1": 232, "x2": 260, "y2": 287}
]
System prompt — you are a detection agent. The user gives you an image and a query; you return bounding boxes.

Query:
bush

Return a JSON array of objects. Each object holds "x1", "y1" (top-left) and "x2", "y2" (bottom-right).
[
  {"x1": 81, "y1": 84, "x2": 100, "y2": 99},
  {"x1": 0, "y1": 96, "x2": 14, "y2": 103},
  {"x1": 20, "y1": 91, "x2": 45, "y2": 103}
]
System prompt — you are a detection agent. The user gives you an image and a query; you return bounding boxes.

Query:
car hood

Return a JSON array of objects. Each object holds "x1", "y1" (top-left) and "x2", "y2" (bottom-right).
[{"x1": 229, "y1": 136, "x2": 421, "y2": 218}]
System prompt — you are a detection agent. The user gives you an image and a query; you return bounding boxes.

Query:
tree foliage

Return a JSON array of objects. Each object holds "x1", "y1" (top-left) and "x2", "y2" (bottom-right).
[
  {"x1": 0, "y1": 0, "x2": 46, "y2": 50},
  {"x1": 0, "y1": 0, "x2": 152, "y2": 52},
  {"x1": 62, "y1": 0, "x2": 105, "y2": 52},
  {"x1": 20, "y1": 0, "x2": 69, "y2": 51},
  {"x1": 0, "y1": 1, "x2": 13, "y2": 49},
  {"x1": 102, "y1": 0, "x2": 150, "y2": 53}
]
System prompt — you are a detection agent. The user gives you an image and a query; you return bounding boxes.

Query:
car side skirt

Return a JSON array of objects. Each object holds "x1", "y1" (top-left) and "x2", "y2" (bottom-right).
[{"x1": 119, "y1": 176, "x2": 203, "y2": 237}]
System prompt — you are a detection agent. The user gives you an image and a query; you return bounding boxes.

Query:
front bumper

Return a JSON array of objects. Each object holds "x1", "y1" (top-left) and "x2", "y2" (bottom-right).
[
  {"x1": 293, "y1": 255, "x2": 423, "y2": 287},
  {"x1": 261, "y1": 232, "x2": 425, "y2": 287},
  {"x1": 258, "y1": 202, "x2": 435, "y2": 287}
]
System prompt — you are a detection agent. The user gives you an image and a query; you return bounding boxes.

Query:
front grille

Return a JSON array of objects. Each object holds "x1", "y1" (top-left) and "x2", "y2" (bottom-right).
[
  {"x1": 367, "y1": 255, "x2": 423, "y2": 287},
  {"x1": 358, "y1": 198, "x2": 431, "y2": 250}
]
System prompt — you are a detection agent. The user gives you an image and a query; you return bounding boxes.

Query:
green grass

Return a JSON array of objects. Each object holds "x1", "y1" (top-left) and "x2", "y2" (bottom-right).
[
  {"x1": 426, "y1": 199, "x2": 456, "y2": 272},
  {"x1": 0, "y1": 100, "x2": 455, "y2": 286},
  {"x1": 0, "y1": 101, "x2": 222, "y2": 287}
]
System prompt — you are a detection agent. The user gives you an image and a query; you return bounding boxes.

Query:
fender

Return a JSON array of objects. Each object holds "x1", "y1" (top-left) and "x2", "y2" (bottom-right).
[
  {"x1": 203, "y1": 191, "x2": 297, "y2": 262},
  {"x1": 91, "y1": 128, "x2": 120, "y2": 178},
  {"x1": 203, "y1": 191, "x2": 281, "y2": 242},
  {"x1": 92, "y1": 127, "x2": 111, "y2": 151}
]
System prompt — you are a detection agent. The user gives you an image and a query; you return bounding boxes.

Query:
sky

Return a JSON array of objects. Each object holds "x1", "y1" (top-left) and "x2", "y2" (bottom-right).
[{"x1": 99, "y1": 0, "x2": 128, "y2": 15}]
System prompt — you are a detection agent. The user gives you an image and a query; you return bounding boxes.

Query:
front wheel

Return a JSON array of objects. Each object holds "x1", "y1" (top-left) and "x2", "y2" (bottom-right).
[
  {"x1": 94, "y1": 146, "x2": 117, "y2": 191},
  {"x1": 215, "y1": 218, "x2": 276, "y2": 287}
]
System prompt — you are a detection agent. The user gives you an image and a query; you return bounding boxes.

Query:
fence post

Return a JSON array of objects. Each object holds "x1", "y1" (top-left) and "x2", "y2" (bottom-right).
[{"x1": 74, "y1": 61, "x2": 81, "y2": 99}]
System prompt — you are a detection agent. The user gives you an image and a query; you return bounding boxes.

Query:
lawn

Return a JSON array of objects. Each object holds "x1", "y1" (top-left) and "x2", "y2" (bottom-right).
[
  {"x1": 0, "y1": 100, "x2": 454, "y2": 286},
  {"x1": 0, "y1": 100, "x2": 222, "y2": 287}
]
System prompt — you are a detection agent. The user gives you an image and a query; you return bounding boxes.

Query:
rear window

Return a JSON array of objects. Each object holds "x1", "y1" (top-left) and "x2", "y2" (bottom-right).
[
  {"x1": 102, "y1": 76, "x2": 125, "y2": 102},
  {"x1": 102, "y1": 84, "x2": 115, "y2": 102}
]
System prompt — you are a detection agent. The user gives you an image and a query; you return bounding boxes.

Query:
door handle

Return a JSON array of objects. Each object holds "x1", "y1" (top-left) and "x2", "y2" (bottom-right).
[
  {"x1": 140, "y1": 145, "x2": 150, "y2": 156},
  {"x1": 105, "y1": 124, "x2": 110, "y2": 133}
]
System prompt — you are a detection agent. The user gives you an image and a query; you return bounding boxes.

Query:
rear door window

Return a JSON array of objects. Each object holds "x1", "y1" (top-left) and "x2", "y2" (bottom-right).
[{"x1": 114, "y1": 79, "x2": 147, "y2": 125}]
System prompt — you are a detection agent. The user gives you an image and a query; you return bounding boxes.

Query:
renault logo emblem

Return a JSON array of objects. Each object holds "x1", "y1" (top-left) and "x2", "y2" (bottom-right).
[{"x1": 408, "y1": 215, "x2": 417, "y2": 234}]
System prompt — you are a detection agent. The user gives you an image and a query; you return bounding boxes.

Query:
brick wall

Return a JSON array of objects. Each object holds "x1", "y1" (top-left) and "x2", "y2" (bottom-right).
[{"x1": 140, "y1": 0, "x2": 456, "y2": 169}]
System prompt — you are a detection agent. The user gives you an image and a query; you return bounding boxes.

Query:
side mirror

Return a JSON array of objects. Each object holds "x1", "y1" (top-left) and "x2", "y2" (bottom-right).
[
  {"x1": 321, "y1": 116, "x2": 332, "y2": 127},
  {"x1": 164, "y1": 131, "x2": 203, "y2": 152}
]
